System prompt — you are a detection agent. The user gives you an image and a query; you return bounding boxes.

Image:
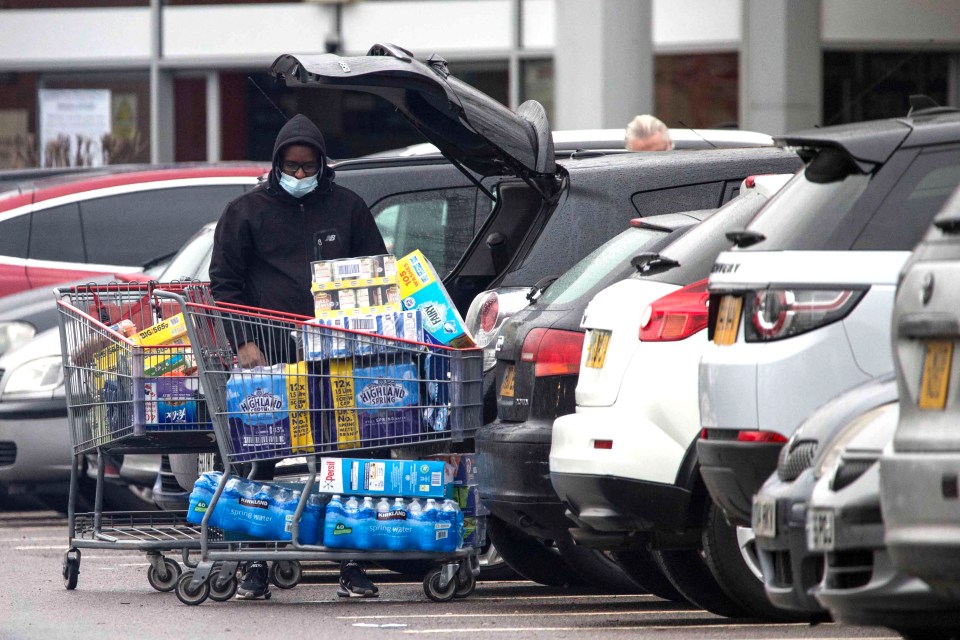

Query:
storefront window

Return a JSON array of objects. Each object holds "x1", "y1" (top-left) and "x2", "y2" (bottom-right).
[
  {"x1": 521, "y1": 59, "x2": 554, "y2": 124},
  {"x1": 655, "y1": 53, "x2": 739, "y2": 129},
  {"x1": 823, "y1": 51, "x2": 950, "y2": 125}
]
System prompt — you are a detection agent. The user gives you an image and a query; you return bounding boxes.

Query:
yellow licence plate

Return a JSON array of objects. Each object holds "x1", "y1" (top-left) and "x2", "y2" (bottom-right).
[
  {"x1": 919, "y1": 340, "x2": 953, "y2": 410},
  {"x1": 585, "y1": 330, "x2": 611, "y2": 369},
  {"x1": 713, "y1": 295, "x2": 742, "y2": 346},
  {"x1": 500, "y1": 365, "x2": 516, "y2": 398}
]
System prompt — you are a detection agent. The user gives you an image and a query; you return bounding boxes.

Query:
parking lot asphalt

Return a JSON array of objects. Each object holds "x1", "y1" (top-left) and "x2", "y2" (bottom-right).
[{"x1": 0, "y1": 510, "x2": 899, "y2": 640}]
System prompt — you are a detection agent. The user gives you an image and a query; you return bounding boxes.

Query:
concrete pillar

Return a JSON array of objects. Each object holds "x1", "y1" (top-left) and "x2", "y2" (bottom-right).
[
  {"x1": 149, "y1": 0, "x2": 174, "y2": 163},
  {"x1": 739, "y1": 0, "x2": 821, "y2": 136},
  {"x1": 206, "y1": 71, "x2": 221, "y2": 162},
  {"x1": 554, "y1": 0, "x2": 653, "y2": 130}
]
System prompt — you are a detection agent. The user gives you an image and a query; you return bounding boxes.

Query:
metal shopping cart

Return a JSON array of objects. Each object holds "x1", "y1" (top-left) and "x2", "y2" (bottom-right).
[
  {"x1": 153, "y1": 287, "x2": 484, "y2": 605},
  {"x1": 56, "y1": 281, "x2": 223, "y2": 593}
]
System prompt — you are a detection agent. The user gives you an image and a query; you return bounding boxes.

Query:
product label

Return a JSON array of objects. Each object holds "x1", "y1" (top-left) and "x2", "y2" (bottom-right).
[
  {"x1": 332, "y1": 522, "x2": 353, "y2": 536},
  {"x1": 238, "y1": 497, "x2": 270, "y2": 510},
  {"x1": 366, "y1": 462, "x2": 386, "y2": 492},
  {"x1": 329, "y1": 359, "x2": 359, "y2": 449},
  {"x1": 285, "y1": 362, "x2": 314, "y2": 453}
]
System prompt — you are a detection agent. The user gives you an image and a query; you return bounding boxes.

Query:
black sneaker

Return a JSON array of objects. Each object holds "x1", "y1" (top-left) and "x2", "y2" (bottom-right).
[
  {"x1": 338, "y1": 562, "x2": 379, "y2": 598},
  {"x1": 236, "y1": 561, "x2": 271, "y2": 600}
]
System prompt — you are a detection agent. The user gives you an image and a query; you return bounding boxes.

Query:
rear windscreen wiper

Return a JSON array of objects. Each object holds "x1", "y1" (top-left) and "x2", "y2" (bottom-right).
[
  {"x1": 141, "y1": 250, "x2": 178, "y2": 271},
  {"x1": 527, "y1": 275, "x2": 559, "y2": 302},
  {"x1": 631, "y1": 252, "x2": 680, "y2": 275},
  {"x1": 725, "y1": 229, "x2": 766, "y2": 248}
]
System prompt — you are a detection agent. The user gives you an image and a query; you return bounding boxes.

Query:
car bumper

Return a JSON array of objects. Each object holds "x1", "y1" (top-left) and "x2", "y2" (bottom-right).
[
  {"x1": 0, "y1": 398, "x2": 71, "y2": 493},
  {"x1": 551, "y1": 470, "x2": 692, "y2": 532},
  {"x1": 880, "y1": 452, "x2": 960, "y2": 585},
  {"x1": 696, "y1": 438, "x2": 782, "y2": 526},
  {"x1": 475, "y1": 418, "x2": 568, "y2": 538},
  {"x1": 753, "y1": 470, "x2": 825, "y2": 615}
]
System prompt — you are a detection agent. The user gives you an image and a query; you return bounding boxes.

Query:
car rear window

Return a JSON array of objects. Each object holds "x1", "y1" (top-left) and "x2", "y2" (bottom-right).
[
  {"x1": 537, "y1": 225, "x2": 669, "y2": 306},
  {"x1": 739, "y1": 156, "x2": 870, "y2": 252}
]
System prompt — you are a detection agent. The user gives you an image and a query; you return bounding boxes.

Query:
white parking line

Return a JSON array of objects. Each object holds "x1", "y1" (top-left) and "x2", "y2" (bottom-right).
[
  {"x1": 15, "y1": 545, "x2": 66, "y2": 550},
  {"x1": 0, "y1": 536, "x2": 64, "y2": 543},
  {"x1": 401, "y1": 624, "x2": 866, "y2": 635},
  {"x1": 339, "y1": 610, "x2": 697, "y2": 620}
]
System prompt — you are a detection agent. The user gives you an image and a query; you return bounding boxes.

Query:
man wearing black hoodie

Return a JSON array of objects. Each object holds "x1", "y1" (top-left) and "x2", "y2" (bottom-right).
[{"x1": 210, "y1": 114, "x2": 386, "y2": 600}]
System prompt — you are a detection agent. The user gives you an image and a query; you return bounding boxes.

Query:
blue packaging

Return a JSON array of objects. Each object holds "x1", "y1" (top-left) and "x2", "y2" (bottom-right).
[
  {"x1": 225, "y1": 365, "x2": 292, "y2": 462},
  {"x1": 134, "y1": 374, "x2": 207, "y2": 431},
  {"x1": 354, "y1": 496, "x2": 376, "y2": 550},
  {"x1": 422, "y1": 352, "x2": 450, "y2": 433},
  {"x1": 354, "y1": 361, "x2": 419, "y2": 445},
  {"x1": 186, "y1": 472, "x2": 321, "y2": 544}
]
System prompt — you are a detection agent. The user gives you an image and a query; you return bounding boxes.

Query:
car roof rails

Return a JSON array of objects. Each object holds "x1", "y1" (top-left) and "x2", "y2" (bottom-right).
[{"x1": 907, "y1": 94, "x2": 960, "y2": 117}]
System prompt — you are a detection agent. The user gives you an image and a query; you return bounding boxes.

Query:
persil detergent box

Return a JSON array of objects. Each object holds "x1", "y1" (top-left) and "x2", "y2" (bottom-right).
[
  {"x1": 225, "y1": 362, "x2": 315, "y2": 461},
  {"x1": 396, "y1": 251, "x2": 475, "y2": 348},
  {"x1": 314, "y1": 457, "x2": 447, "y2": 499},
  {"x1": 322, "y1": 358, "x2": 420, "y2": 448}
]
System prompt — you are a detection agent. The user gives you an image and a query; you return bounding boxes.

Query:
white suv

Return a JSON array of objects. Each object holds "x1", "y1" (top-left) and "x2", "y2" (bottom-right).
[{"x1": 549, "y1": 174, "x2": 791, "y2": 618}]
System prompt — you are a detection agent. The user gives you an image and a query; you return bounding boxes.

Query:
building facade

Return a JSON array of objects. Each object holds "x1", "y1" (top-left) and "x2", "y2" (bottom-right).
[{"x1": 0, "y1": 0, "x2": 958, "y2": 167}]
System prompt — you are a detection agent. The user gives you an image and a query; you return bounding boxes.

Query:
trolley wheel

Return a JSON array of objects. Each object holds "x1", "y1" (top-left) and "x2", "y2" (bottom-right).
[
  {"x1": 175, "y1": 570, "x2": 210, "y2": 606},
  {"x1": 269, "y1": 560, "x2": 302, "y2": 589},
  {"x1": 423, "y1": 567, "x2": 457, "y2": 603},
  {"x1": 454, "y1": 565, "x2": 476, "y2": 599},
  {"x1": 208, "y1": 566, "x2": 238, "y2": 602},
  {"x1": 63, "y1": 557, "x2": 80, "y2": 590},
  {"x1": 147, "y1": 557, "x2": 182, "y2": 593}
]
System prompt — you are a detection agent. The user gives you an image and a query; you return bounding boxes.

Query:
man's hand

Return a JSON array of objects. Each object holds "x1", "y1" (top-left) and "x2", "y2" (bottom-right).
[{"x1": 237, "y1": 342, "x2": 267, "y2": 368}]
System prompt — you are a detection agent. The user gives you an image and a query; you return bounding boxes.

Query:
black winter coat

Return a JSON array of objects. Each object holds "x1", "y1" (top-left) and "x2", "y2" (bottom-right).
[{"x1": 209, "y1": 115, "x2": 387, "y2": 318}]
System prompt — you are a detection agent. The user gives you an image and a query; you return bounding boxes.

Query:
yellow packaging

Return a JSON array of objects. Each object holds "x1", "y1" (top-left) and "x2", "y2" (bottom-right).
[
  {"x1": 329, "y1": 358, "x2": 359, "y2": 450},
  {"x1": 285, "y1": 362, "x2": 314, "y2": 454},
  {"x1": 136, "y1": 313, "x2": 189, "y2": 347}
]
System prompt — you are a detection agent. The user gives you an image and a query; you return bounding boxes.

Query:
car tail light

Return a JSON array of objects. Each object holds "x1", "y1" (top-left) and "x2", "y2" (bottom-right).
[
  {"x1": 479, "y1": 294, "x2": 499, "y2": 334},
  {"x1": 736, "y1": 430, "x2": 788, "y2": 443},
  {"x1": 639, "y1": 279, "x2": 709, "y2": 342},
  {"x1": 744, "y1": 288, "x2": 865, "y2": 342},
  {"x1": 520, "y1": 328, "x2": 585, "y2": 377},
  {"x1": 593, "y1": 440, "x2": 613, "y2": 449}
]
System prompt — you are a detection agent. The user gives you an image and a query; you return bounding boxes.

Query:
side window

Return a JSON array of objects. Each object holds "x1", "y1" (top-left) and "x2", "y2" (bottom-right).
[
  {"x1": 631, "y1": 182, "x2": 723, "y2": 217},
  {"x1": 371, "y1": 188, "x2": 477, "y2": 275},
  {"x1": 0, "y1": 213, "x2": 29, "y2": 259},
  {"x1": 853, "y1": 149, "x2": 960, "y2": 250},
  {"x1": 80, "y1": 185, "x2": 245, "y2": 265},
  {"x1": 30, "y1": 203, "x2": 84, "y2": 262}
]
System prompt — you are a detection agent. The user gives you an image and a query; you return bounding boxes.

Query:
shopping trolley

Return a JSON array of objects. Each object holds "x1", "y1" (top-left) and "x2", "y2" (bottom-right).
[
  {"x1": 153, "y1": 287, "x2": 484, "y2": 605},
  {"x1": 56, "y1": 281, "x2": 222, "y2": 593}
]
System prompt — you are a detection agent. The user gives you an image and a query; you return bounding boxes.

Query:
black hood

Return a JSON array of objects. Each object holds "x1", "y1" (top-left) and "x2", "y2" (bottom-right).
[{"x1": 268, "y1": 114, "x2": 335, "y2": 196}]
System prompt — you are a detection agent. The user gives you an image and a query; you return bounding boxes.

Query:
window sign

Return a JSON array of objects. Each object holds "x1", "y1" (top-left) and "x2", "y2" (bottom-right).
[{"x1": 39, "y1": 89, "x2": 111, "y2": 167}]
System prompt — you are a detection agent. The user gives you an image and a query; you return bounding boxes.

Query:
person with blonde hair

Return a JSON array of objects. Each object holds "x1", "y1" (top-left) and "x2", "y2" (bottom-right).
[{"x1": 624, "y1": 114, "x2": 674, "y2": 151}]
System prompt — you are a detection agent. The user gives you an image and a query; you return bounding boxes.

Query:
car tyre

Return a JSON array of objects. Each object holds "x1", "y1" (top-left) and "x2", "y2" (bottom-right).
[
  {"x1": 701, "y1": 501, "x2": 809, "y2": 620},
  {"x1": 651, "y1": 546, "x2": 747, "y2": 618},
  {"x1": 486, "y1": 516, "x2": 583, "y2": 587},
  {"x1": 611, "y1": 547, "x2": 687, "y2": 602},
  {"x1": 554, "y1": 535, "x2": 647, "y2": 593}
]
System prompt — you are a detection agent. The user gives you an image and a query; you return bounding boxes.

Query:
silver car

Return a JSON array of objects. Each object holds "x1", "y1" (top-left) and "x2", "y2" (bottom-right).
[
  {"x1": 881, "y1": 184, "x2": 960, "y2": 605},
  {"x1": 808, "y1": 402, "x2": 960, "y2": 637},
  {"x1": 752, "y1": 374, "x2": 897, "y2": 617}
]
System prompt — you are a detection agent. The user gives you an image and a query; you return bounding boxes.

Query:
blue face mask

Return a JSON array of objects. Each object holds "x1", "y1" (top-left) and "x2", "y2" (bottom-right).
[{"x1": 278, "y1": 171, "x2": 318, "y2": 198}]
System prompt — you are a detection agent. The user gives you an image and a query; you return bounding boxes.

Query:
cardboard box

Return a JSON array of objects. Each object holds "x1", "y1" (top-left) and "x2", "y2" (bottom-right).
[
  {"x1": 396, "y1": 251, "x2": 475, "y2": 348},
  {"x1": 313, "y1": 457, "x2": 447, "y2": 498},
  {"x1": 303, "y1": 311, "x2": 424, "y2": 361},
  {"x1": 311, "y1": 255, "x2": 397, "y2": 285},
  {"x1": 135, "y1": 313, "x2": 189, "y2": 347},
  {"x1": 134, "y1": 374, "x2": 205, "y2": 428}
]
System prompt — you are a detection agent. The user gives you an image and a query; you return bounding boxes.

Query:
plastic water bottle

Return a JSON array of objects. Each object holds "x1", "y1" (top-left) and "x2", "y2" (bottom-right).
[
  {"x1": 300, "y1": 494, "x2": 322, "y2": 545},
  {"x1": 387, "y1": 498, "x2": 409, "y2": 551},
  {"x1": 323, "y1": 495, "x2": 345, "y2": 548},
  {"x1": 421, "y1": 498, "x2": 439, "y2": 552},
  {"x1": 331, "y1": 495, "x2": 358, "y2": 549},
  {"x1": 406, "y1": 498, "x2": 424, "y2": 551},
  {"x1": 356, "y1": 496, "x2": 376, "y2": 550},
  {"x1": 374, "y1": 497, "x2": 391, "y2": 549},
  {"x1": 438, "y1": 500, "x2": 459, "y2": 552}
]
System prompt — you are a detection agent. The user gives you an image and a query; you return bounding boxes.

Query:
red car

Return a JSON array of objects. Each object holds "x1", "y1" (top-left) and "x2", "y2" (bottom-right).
[{"x1": 0, "y1": 164, "x2": 269, "y2": 298}]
